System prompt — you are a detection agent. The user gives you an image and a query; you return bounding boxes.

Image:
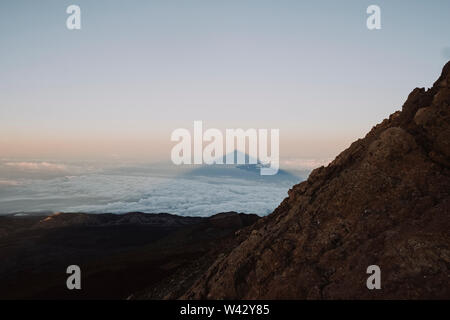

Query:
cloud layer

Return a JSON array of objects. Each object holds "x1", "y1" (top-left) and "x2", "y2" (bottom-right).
[{"x1": 0, "y1": 169, "x2": 296, "y2": 217}]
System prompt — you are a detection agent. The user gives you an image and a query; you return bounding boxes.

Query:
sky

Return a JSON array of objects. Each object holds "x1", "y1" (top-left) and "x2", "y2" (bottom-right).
[{"x1": 1, "y1": 0, "x2": 449, "y2": 165}]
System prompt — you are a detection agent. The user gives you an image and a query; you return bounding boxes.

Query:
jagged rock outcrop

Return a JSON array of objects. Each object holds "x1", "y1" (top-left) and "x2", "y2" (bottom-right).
[{"x1": 182, "y1": 62, "x2": 450, "y2": 299}]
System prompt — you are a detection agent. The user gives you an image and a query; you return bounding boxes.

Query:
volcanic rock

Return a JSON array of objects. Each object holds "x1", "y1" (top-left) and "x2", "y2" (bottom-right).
[{"x1": 182, "y1": 62, "x2": 450, "y2": 299}]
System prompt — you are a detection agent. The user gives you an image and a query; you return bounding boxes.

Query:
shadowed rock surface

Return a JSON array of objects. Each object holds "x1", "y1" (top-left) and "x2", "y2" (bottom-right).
[
  {"x1": 0, "y1": 211, "x2": 258, "y2": 299},
  {"x1": 181, "y1": 62, "x2": 450, "y2": 299}
]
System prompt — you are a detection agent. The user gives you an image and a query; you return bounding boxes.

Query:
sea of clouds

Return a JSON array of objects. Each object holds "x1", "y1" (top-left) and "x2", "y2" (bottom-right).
[{"x1": 0, "y1": 160, "x2": 305, "y2": 217}]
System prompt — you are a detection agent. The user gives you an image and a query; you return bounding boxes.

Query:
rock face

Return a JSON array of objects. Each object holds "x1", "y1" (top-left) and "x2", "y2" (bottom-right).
[{"x1": 183, "y1": 62, "x2": 450, "y2": 299}]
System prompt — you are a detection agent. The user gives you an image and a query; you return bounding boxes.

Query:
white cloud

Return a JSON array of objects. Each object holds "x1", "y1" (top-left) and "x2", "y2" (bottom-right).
[
  {"x1": 63, "y1": 175, "x2": 290, "y2": 216},
  {"x1": 4, "y1": 161, "x2": 67, "y2": 172},
  {"x1": 0, "y1": 173, "x2": 292, "y2": 217},
  {"x1": 0, "y1": 179, "x2": 21, "y2": 186}
]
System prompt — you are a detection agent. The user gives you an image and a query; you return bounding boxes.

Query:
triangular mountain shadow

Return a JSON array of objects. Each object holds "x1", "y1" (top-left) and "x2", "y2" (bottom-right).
[{"x1": 182, "y1": 150, "x2": 300, "y2": 183}]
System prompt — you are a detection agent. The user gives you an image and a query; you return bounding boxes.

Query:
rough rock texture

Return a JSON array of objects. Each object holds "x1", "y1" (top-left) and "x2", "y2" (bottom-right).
[{"x1": 182, "y1": 62, "x2": 450, "y2": 299}]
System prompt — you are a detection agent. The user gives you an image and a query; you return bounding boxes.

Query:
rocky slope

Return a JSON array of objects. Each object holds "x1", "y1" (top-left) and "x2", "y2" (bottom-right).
[{"x1": 182, "y1": 62, "x2": 450, "y2": 299}]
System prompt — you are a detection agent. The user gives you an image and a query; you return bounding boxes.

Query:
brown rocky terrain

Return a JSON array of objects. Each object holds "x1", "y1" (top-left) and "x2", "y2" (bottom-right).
[{"x1": 181, "y1": 61, "x2": 450, "y2": 299}]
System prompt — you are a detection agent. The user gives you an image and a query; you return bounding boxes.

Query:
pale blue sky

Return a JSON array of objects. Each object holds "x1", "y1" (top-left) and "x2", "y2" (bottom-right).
[{"x1": 1, "y1": 0, "x2": 449, "y2": 162}]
